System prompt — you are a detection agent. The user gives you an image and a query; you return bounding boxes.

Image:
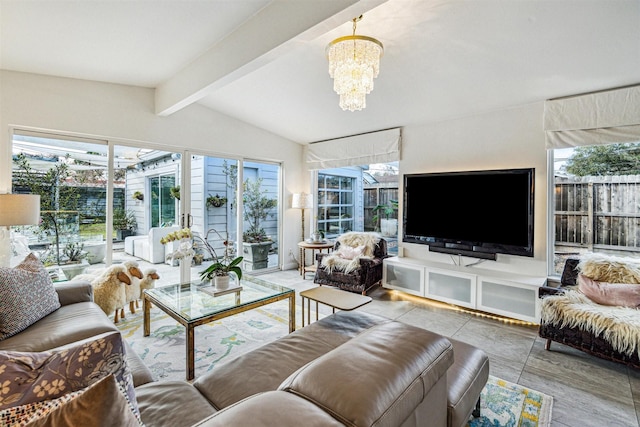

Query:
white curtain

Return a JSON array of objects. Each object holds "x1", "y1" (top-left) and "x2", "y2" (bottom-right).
[
  {"x1": 305, "y1": 128, "x2": 401, "y2": 170},
  {"x1": 544, "y1": 85, "x2": 640, "y2": 149}
]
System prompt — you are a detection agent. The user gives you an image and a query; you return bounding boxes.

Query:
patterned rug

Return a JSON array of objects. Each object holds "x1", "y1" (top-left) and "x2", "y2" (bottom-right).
[
  {"x1": 116, "y1": 299, "x2": 315, "y2": 381},
  {"x1": 468, "y1": 376, "x2": 553, "y2": 427}
]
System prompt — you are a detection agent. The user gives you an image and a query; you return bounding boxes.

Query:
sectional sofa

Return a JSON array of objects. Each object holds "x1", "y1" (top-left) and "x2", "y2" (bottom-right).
[{"x1": 0, "y1": 278, "x2": 488, "y2": 426}]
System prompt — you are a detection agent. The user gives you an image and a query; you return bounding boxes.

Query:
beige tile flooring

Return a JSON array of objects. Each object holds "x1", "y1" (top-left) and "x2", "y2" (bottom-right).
[
  {"x1": 103, "y1": 252, "x2": 639, "y2": 427},
  {"x1": 259, "y1": 269, "x2": 640, "y2": 427}
]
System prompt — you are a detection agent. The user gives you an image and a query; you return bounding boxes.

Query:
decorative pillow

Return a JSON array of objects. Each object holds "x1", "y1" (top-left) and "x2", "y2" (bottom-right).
[
  {"x1": 578, "y1": 253, "x2": 640, "y2": 284},
  {"x1": 0, "y1": 253, "x2": 60, "y2": 340},
  {"x1": 0, "y1": 332, "x2": 138, "y2": 414},
  {"x1": 577, "y1": 274, "x2": 640, "y2": 308},
  {"x1": 336, "y1": 245, "x2": 365, "y2": 260},
  {"x1": 0, "y1": 375, "x2": 143, "y2": 427}
]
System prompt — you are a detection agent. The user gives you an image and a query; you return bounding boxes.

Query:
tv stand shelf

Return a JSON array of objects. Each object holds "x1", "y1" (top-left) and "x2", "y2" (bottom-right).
[{"x1": 382, "y1": 257, "x2": 546, "y2": 323}]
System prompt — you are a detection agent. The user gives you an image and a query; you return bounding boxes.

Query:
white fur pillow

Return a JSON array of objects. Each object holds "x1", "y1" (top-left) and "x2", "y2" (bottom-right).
[
  {"x1": 336, "y1": 245, "x2": 365, "y2": 260},
  {"x1": 578, "y1": 253, "x2": 640, "y2": 284}
]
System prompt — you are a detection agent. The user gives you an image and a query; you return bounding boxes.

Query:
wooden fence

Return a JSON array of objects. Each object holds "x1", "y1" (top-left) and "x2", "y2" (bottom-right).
[{"x1": 555, "y1": 175, "x2": 640, "y2": 254}]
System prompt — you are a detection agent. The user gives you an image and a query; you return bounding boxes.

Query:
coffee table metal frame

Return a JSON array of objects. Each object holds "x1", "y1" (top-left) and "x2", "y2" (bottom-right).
[
  {"x1": 143, "y1": 276, "x2": 295, "y2": 380},
  {"x1": 300, "y1": 286, "x2": 372, "y2": 327}
]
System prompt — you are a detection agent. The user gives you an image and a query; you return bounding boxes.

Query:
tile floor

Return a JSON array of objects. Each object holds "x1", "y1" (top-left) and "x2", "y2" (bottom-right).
[
  {"x1": 259, "y1": 269, "x2": 640, "y2": 427},
  {"x1": 99, "y1": 251, "x2": 639, "y2": 427}
]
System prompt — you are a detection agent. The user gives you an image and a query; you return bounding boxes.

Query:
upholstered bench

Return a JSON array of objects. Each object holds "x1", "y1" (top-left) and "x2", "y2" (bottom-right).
[{"x1": 447, "y1": 338, "x2": 490, "y2": 427}]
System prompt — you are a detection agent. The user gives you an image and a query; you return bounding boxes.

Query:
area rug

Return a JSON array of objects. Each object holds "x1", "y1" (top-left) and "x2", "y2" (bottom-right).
[
  {"x1": 116, "y1": 300, "x2": 318, "y2": 381},
  {"x1": 467, "y1": 376, "x2": 553, "y2": 427}
]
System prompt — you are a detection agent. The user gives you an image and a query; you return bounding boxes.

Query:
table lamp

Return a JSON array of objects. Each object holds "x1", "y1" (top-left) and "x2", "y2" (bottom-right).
[
  {"x1": 0, "y1": 194, "x2": 41, "y2": 267},
  {"x1": 291, "y1": 193, "x2": 312, "y2": 242}
]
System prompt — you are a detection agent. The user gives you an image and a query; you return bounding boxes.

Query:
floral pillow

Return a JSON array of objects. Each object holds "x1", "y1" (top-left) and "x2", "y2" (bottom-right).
[
  {"x1": 0, "y1": 253, "x2": 60, "y2": 340},
  {"x1": 0, "y1": 375, "x2": 143, "y2": 427},
  {"x1": 0, "y1": 332, "x2": 138, "y2": 415}
]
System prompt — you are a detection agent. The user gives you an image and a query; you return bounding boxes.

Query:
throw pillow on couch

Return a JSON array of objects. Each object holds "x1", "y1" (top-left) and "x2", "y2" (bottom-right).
[
  {"x1": 0, "y1": 253, "x2": 60, "y2": 340},
  {"x1": 0, "y1": 332, "x2": 139, "y2": 425}
]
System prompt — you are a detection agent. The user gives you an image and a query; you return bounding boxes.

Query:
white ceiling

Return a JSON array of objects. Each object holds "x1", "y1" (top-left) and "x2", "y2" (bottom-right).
[{"x1": 1, "y1": 0, "x2": 639, "y2": 144}]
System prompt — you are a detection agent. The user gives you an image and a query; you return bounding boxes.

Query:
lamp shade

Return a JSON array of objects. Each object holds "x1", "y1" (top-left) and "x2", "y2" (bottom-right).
[
  {"x1": 0, "y1": 194, "x2": 41, "y2": 226},
  {"x1": 292, "y1": 193, "x2": 312, "y2": 209}
]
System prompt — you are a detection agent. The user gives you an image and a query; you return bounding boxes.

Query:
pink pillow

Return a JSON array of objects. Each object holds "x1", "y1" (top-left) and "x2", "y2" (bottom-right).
[
  {"x1": 336, "y1": 245, "x2": 365, "y2": 260},
  {"x1": 577, "y1": 274, "x2": 640, "y2": 308}
]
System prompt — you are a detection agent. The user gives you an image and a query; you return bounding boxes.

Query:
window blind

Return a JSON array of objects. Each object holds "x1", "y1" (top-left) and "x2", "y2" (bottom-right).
[{"x1": 305, "y1": 128, "x2": 401, "y2": 170}]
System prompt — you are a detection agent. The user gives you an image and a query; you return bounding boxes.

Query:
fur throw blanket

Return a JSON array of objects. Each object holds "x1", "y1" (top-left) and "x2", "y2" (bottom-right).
[
  {"x1": 578, "y1": 253, "x2": 640, "y2": 284},
  {"x1": 320, "y1": 232, "x2": 380, "y2": 274},
  {"x1": 542, "y1": 290, "x2": 640, "y2": 358}
]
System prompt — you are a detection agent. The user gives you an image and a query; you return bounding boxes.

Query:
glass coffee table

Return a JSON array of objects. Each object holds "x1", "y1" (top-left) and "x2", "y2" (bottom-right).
[{"x1": 143, "y1": 275, "x2": 295, "y2": 380}]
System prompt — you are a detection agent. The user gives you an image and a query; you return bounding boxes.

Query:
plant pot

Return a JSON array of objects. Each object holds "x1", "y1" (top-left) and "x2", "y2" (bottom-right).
[
  {"x1": 214, "y1": 275, "x2": 230, "y2": 290},
  {"x1": 59, "y1": 261, "x2": 89, "y2": 280},
  {"x1": 310, "y1": 232, "x2": 324, "y2": 243},
  {"x1": 83, "y1": 242, "x2": 106, "y2": 264},
  {"x1": 116, "y1": 229, "x2": 134, "y2": 241},
  {"x1": 380, "y1": 219, "x2": 398, "y2": 237},
  {"x1": 242, "y1": 241, "x2": 272, "y2": 271}
]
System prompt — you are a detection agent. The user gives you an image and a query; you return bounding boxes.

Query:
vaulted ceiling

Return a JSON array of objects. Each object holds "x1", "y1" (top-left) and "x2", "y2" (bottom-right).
[{"x1": 1, "y1": 0, "x2": 639, "y2": 144}]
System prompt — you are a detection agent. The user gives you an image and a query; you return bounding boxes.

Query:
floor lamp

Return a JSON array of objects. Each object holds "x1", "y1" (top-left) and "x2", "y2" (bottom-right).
[
  {"x1": 0, "y1": 194, "x2": 41, "y2": 267},
  {"x1": 292, "y1": 193, "x2": 312, "y2": 242}
]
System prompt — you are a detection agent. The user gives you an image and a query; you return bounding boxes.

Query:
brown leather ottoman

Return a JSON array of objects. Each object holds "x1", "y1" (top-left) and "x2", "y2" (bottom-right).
[{"x1": 447, "y1": 338, "x2": 490, "y2": 427}]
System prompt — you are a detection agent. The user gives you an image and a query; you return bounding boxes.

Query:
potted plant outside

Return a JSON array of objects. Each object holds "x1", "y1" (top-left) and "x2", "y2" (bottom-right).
[
  {"x1": 58, "y1": 242, "x2": 89, "y2": 280},
  {"x1": 206, "y1": 194, "x2": 227, "y2": 209},
  {"x1": 372, "y1": 200, "x2": 399, "y2": 237},
  {"x1": 242, "y1": 178, "x2": 276, "y2": 271},
  {"x1": 113, "y1": 208, "x2": 137, "y2": 241},
  {"x1": 133, "y1": 191, "x2": 144, "y2": 201}
]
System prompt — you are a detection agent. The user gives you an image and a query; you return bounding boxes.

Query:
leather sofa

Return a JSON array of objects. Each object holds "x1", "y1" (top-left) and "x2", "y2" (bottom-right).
[
  {"x1": 0, "y1": 280, "x2": 489, "y2": 427},
  {"x1": 0, "y1": 279, "x2": 154, "y2": 387},
  {"x1": 136, "y1": 310, "x2": 489, "y2": 427}
]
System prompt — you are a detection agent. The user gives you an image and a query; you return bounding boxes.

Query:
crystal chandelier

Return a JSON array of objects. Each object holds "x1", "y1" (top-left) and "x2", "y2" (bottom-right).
[{"x1": 326, "y1": 16, "x2": 383, "y2": 112}]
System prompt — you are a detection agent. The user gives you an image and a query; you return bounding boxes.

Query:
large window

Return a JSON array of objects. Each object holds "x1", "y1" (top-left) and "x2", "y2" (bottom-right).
[
  {"x1": 317, "y1": 173, "x2": 355, "y2": 238},
  {"x1": 551, "y1": 142, "x2": 640, "y2": 274},
  {"x1": 316, "y1": 163, "x2": 398, "y2": 254},
  {"x1": 11, "y1": 132, "x2": 110, "y2": 267}
]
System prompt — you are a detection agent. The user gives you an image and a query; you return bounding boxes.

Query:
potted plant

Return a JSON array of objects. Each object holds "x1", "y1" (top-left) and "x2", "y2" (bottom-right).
[
  {"x1": 162, "y1": 228, "x2": 242, "y2": 289},
  {"x1": 133, "y1": 191, "x2": 144, "y2": 201},
  {"x1": 113, "y1": 208, "x2": 137, "y2": 241},
  {"x1": 170, "y1": 186, "x2": 181, "y2": 200},
  {"x1": 242, "y1": 178, "x2": 276, "y2": 271},
  {"x1": 206, "y1": 194, "x2": 227, "y2": 209},
  {"x1": 58, "y1": 242, "x2": 88, "y2": 280},
  {"x1": 310, "y1": 229, "x2": 325, "y2": 243},
  {"x1": 372, "y1": 200, "x2": 398, "y2": 237}
]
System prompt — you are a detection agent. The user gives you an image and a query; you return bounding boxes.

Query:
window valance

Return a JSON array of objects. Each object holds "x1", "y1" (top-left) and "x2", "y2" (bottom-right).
[
  {"x1": 305, "y1": 128, "x2": 401, "y2": 170},
  {"x1": 544, "y1": 85, "x2": 640, "y2": 149}
]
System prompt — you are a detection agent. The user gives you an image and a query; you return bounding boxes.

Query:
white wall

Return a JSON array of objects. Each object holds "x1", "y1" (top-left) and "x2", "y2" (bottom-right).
[
  {"x1": 0, "y1": 70, "x2": 305, "y2": 270},
  {"x1": 398, "y1": 102, "x2": 548, "y2": 277}
]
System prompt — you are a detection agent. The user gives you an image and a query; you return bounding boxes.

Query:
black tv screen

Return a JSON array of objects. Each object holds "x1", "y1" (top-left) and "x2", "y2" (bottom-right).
[{"x1": 403, "y1": 168, "x2": 534, "y2": 259}]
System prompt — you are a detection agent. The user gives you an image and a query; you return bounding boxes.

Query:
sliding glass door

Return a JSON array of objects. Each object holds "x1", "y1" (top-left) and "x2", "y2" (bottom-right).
[
  {"x1": 11, "y1": 130, "x2": 282, "y2": 285},
  {"x1": 149, "y1": 175, "x2": 176, "y2": 228}
]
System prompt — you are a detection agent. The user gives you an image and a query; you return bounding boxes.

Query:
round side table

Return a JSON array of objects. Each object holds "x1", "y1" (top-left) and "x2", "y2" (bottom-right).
[{"x1": 297, "y1": 241, "x2": 334, "y2": 279}]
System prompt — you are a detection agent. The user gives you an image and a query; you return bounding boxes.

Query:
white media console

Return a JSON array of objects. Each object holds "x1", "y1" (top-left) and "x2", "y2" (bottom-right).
[{"x1": 382, "y1": 256, "x2": 547, "y2": 323}]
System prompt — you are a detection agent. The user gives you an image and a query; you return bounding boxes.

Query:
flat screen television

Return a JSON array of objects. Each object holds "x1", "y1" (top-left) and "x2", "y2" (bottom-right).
[{"x1": 403, "y1": 168, "x2": 534, "y2": 260}]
